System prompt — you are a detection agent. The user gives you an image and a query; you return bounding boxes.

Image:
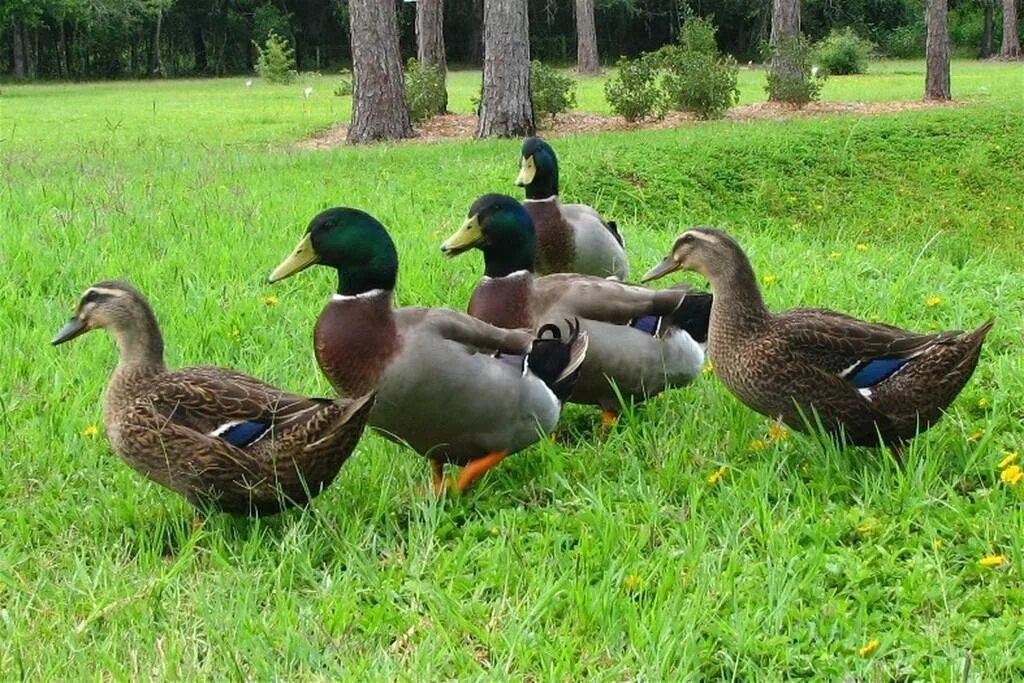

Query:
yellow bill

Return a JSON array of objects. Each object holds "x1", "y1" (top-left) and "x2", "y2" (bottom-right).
[
  {"x1": 269, "y1": 233, "x2": 319, "y2": 283},
  {"x1": 515, "y1": 155, "x2": 536, "y2": 186},
  {"x1": 440, "y1": 215, "x2": 483, "y2": 257}
]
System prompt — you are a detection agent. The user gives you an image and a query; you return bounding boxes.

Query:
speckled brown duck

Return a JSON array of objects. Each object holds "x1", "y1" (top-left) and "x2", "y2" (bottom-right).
[
  {"x1": 516, "y1": 137, "x2": 629, "y2": 279},
  {"x1": 440, "y1": 194, "x2": 711, "y2": 425},
  {"x1": 268, "y1": 208, "x2": 589, "y2": 493},
  {"x1": 642, "y1": 227, "x2": 994, "y2": 454},
  {"x1": 52, "y1": 281, "x2": 374, "y2": 516}
]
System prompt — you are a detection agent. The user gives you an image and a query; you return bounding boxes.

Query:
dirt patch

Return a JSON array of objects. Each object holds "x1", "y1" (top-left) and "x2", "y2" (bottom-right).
[{"x1": 294, "y1": 99, "x2": 963, "y2": 151}]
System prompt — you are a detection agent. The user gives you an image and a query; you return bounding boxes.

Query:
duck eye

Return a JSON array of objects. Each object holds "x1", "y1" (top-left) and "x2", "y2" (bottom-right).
[{"x1": 680, "y1": 234, "x2": 696, "y2": 245}]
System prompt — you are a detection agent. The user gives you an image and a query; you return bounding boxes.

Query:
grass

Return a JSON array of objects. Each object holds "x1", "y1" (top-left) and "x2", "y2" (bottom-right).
[{"x1": 2, "y1": 61, "x2": 1023, "y2": 678}]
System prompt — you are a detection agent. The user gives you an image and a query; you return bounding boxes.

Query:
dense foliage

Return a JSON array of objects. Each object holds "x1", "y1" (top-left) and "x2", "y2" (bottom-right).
[
  {"x1": 254, "y1": 31, "x2": 295, "y2": 84},
  {"x1": 404, "y1": 58, "x2": 447, "y2": 122},
  {"x1": 1, "y1": 0, "x2": 1020, "y2": 80},
  {"x1": 815, "y1": 28, "x2": 874, "y2": 76},
  {"x1": 766, "y1": 35, "x2": 826, "y2": 106},
  {"x1": 603, "y1": 55, "x2": 666, "y2": 122},
  {"x1": 530, "y1": 60, "x2": 577, "y2": 120},
  {"x1": 656, "y1": 18, "x2": 739, "y2": 119}
]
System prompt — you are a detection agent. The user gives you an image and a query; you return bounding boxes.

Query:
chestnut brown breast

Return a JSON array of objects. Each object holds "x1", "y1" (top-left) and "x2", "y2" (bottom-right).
[
  {"x1": 314, "y1": 292, "x2": 402, "y2": 397},
  {"x1": 468, "y1": 273, "x2": 535, "y2": 329},
  {"x1": 524, "y1": 200, "x2": 574, "y2": 275}
]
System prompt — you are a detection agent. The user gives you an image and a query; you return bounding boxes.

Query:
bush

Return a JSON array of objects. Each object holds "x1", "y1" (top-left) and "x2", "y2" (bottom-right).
[
  {"x1": 404, "y1": 58, "x2": 446, "y2": 123},
  {"x1": 603, "y1": 55, "x2": 666, "y2": 122},
  {"x1": 876, "y1": 25, "x2": 924, "y2": 58},
  {"x1": 254, "y1": 31, "x2": 296, "y2": 84},
  {"x1": 530, "y1": 61, "x2": 577, "y2": 120},
  {"x1": 815, "y1": 28, "x2": 873, "y2": 76},
  {"x1": 333, "y1": 71, "x2": 352, "y2": 97},
  {"x1": 679, "y1": 16, "x2": 719, "y2": 55},
  {"x1": 765, "y1": 35, "x2": 825, "y2": 106}
]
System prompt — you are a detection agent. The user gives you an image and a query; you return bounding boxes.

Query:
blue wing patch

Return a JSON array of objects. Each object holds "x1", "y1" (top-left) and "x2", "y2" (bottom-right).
[
  {"x1": 846, "y1": 358, "x2": 910, "y2": 388},
  {"x1": 214, "y1": 420, "x2": 272, "y2": 448},
  {"x1": 629, "y1": 315, "x2": 661, "y2": 336}
]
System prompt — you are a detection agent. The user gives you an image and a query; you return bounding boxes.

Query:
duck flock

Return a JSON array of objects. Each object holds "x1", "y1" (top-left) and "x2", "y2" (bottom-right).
[{"x1": 52, "y1": 137, "x2": 993, "y2": 516}]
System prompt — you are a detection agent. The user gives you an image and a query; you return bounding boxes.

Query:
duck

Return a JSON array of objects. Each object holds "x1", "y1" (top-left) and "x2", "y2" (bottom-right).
[
  {"x1": 515, "y1": 136, "x2": 629, "y2": 280},
  {"x1": 440, "y1": 194, "x2": 711, "y2": 425},
  {"x1": 267, "y1": 208, "x2": 589, "y2": 493},
  {"x1": 51, "y1": 281, "x2": 375, "y2": 516},
  {"x1": 641, "y1": 227, "x2": 994, "y2": 454}
]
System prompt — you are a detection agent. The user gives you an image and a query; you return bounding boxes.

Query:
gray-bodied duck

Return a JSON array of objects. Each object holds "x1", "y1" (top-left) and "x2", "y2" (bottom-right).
[
  {"x1": 516, "y1": 137, "x2": 629, "y2": 280},
  {"x1": 642, "y1": 227, "x2": 994, "y2": 453},
  {"x1": 52, "y1": 281, "x2": 374, "y2": 516},
  {"x1": 441, "y1": 194, "x2": 710, "y2": 425},
  {"x1": 268, "y1": 208, "x2": 589, "y2": 493}
]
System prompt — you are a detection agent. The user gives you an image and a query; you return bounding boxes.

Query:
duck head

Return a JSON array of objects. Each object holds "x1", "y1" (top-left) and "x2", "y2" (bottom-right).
[
  {"x1": 440, "y1": 193, "x2": 536, "y2": 277},
  {"x1": 516, "y1": 137, "x2": 559, "y2": 199},
  {"x1": 269, "y1": 208, "x2": 399, "y2": 295},
  {"x1": 52, "y1": 281, "x2": 165, "y2": 365},
  {"x1": 641, "y1": 227, "x2": 743, "y2": 284}
]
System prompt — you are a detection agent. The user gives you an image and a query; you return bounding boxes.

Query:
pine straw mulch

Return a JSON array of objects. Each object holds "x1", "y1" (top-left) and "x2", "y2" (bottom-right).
[{"x1": 295, "y1": 98, "x2": 963, "y2": 150}]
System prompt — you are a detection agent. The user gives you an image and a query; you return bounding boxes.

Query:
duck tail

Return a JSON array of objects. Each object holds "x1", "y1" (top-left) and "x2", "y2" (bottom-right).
[
  {"x1": 606, "y1": 220, "x2": 625, "y2": 247},
  {"x1": 527, "y1": 318, "x2": 589, "y2": 402},
  {"x1": 666, "y1": 290, "x2": 713, "y2": 344}
]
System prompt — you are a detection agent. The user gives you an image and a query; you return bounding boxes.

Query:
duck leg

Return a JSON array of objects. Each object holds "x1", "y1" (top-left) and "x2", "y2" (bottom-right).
[
  {"x1": 454, "y1": 450, "x2": 510, "y2": 492},
  {"x1": 601, "y1": 410, "x2": 619, "y2": 431}
]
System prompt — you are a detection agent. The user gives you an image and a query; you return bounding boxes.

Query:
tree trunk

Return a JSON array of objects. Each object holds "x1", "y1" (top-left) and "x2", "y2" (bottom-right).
[
  {"x1": 925, "y1": 0, "x2": 951, "y2": 99},
  {"x1": 347, "y1": 0, "x2": 413, "y2": 143},
  {"x1": 57, "y1": 20, "x2": 68, "y2": 78},
  {"x1": 477, "y1": 0, "x2": 534, "y2": 138},
  {"x1": 1002, "y1": 0, "x2": 1022, "y2": 58},
  {"x1": 149, "y1": 11, "x2": 166, "y2": 77},
  {"x1": 415, "y1": 0, "x2": 448, "y2": 112},
  {"x1": 575, "y1": 0, "x2": 600, "y2": 75},
  {"x1": 193, "y1": 23, "x2": 208, "y2": 72},
  {"x1": 981, "y1": 1, "x2": 995, "y2": 58},
  {"x1": 11, "y1": 21, "x2": 26, "y2": 79},
  {"x1": 769, "y1": 0, "x2": 802, "y2": 101}
]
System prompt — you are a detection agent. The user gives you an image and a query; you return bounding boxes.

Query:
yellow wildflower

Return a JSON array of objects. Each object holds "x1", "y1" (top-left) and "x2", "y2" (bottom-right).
[
  {"x1": 263, "y1": 295, "x2": 278, "y2": 306},
  {"x1": 977, "y1": 397, "x2": 989, "y2": 408},
  {"x1": 704, "y1": 360, "x2": 715, "y2": 374},
  {"x1": 81, "y1": 425, "x2": 99, "y2": 437},
  {"x1": 967, "y1": 430, "x2": 985, "y2": 443},
  {"x1": 979, "y1": 555, "x2": 1006, "y2": 568},
  {"x1": 1000, "y1": 465, "x2": 1022, "y2": 486},
  {"x1": 998, "y1": 452, "x2": 1018, "y2": 469},
  {"x1": 829, "y1": 251, "x2": 842, "y2": 259},
  {"x1": 926, "y1": 296, "x2": 942, "y2": 308},
  {"x1": 768, "y1": 422, "x2": 789, "y2": 442},
  {"x1": 623, "y1": 575, "x2": 643, "y2": 592},
  {"x1": 749, "y1": 439, "x2": 767, "y2": 451},
  {"x1": 490, "y1": 527, "x2": 500, "y2": 536},
  {"x1": 931, "y1": 539, "x2": 943, "y2": 550},
  {"x1": 855, "y1": 243, "x2": 869, "y2": 252},
  {"x1": 762, "y1": 274, "x2": 777, "y2": 285},
  {"x1": 707, "y1": 466, "x2": 727, "y2": 485},
  {"x1": 858, "y1": 639, "x2": 880, "y2": 657}
]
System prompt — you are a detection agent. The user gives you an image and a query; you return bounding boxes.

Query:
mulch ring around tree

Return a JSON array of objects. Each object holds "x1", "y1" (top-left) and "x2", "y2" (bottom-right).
[{"x1": 294, "y1": 99, "x2": 963, "y2": 150}]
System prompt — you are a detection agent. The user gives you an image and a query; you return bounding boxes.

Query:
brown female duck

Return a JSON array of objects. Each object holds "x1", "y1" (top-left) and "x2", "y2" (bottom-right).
[
  {"x1": 52, "y1": 281, "x2": 374, "y2": 516},
  {"x1": 642, "y1": 227, "x2": 994, "y2": 453}
]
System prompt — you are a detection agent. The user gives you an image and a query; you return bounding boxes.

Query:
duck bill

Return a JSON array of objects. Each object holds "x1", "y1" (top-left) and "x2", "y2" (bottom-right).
[
  {"x1": 52, "y1": 317, "x2": 88, "y2": 345},
  {"x1": 515, "y1": 156, "x2": 536, "y2": 186},
  {"x1": 640, "y1": 257, "x2": 682, "y2": 283},
  {"x1": 269, "y1": 233, "x2": 319, "y2": 283},
  {"x1": 440, "y1": 215, "x2": 483, "y2": 257}
]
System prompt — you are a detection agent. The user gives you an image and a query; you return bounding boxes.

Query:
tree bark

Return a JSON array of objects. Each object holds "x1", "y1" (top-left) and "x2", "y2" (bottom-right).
[
  {"x1": 11, "y1": 21, "x2": 27, "y2": 79},
  {"x1": 925, "y1": 0, "x2": 950, "y2": 100},
  {"x1": 348, "y1": 0, "x2": 413, "y2": 143},
  {"x1": 192, "y1": 23, "x2": 208, "y2": 72},
  {"x1": 575, "y1": 0, "x2": 600, "y2": 75},
  {"x1": 1002, "y1": 0, "x2": 1022, "y2": 58},
  {"x1": 477, "y1": 0, "x2": 534, "y2": 138},
  {"x1": 982, "y1": 1, "x2": 994, "y2": 58},
  {"x1": 769, "y1": 0, "x2": 802, "y2": 101},
  {"x1": 415, "y1": 0, "x2": 448, "y2": 112}
]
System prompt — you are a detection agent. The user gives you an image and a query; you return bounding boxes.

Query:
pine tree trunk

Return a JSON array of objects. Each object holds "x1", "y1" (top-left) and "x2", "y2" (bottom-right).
[
  {"x1": 193, "y1": 23, "x2": 208, "y2": 72},
  {"x1": 348, "y1": 0, "x2": 413, "y2": 143},
  {"x1": 1002, "y1": 0, "x2": 1022, "y2": 58},
  {"x1": 415, "y1": 0, "x2": 448, "y2": 112},
  {"x1": 150, "y1": 11, "x2": 166, "y2": 78},
  {"x1": 477, "y1": 0, "x2": 534, "y2": 138},
  {"x1": 769, "y1": 0, "x2": 802, "y2": 101},
  {"x1": 12, "y1": 21, "x2": 27, "y2": 79},
  {"x1": 575, "y1": 0, "x2": 600, "y2": 75},
  {"x1": 925, "y1": 0, "x2": 951, "y2": 100},
  {"x1": 982, "y1": 1, "x2": 994, "y2": 58}
]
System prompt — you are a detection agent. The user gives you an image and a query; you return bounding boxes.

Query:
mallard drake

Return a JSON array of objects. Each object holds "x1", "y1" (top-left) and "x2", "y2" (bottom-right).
[
  {"x1": 440, "y1": 194, "x2": 710, "y2": 424},
  {"x1": 515, "y1": 137, "x2": 629, "y2": 280},
  {"x1": 268, "y1": 208, "x2": 589, "y2": 492},
  {"x1": 642, "y1": 227, "x2": 994, "y2": 453},
  {"x1": 51, "y1": 281, "x2": 374, "y2": 516}
]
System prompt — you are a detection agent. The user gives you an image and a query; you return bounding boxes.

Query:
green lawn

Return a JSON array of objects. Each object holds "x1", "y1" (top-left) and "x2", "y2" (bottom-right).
[{"x1": 2, "y1": 61, "x2": 1023, "y2": 678}]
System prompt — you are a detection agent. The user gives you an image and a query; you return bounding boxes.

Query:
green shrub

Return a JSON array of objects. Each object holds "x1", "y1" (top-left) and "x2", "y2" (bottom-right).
[
  {"x1": 604, "y1": 55, "x2": 666, "y2": 122},
  {"x1": 333, "y1": 71, "x2": 352, "y2": 97},
  {"x1": 765, "y1": 35, "x2": 825, "y2": 106},
  {"x1": 404, "y1": 59, "x2": 446, "y2": 123},
  {"x1": 679, "y1": 16, "x2": 719, "y2": 55},
  {"x1": 877, "y1": 25, "x2": 924, "y2": 58},
  {"x1": 815, "y1": 28, "x2": 873, "y2": 76},
  {"x1": 530, "y1": 61, "x2": 577, "y2": 120},
  {"x1": 254, "y1": 31, "x2": 296, "y2": 84}
]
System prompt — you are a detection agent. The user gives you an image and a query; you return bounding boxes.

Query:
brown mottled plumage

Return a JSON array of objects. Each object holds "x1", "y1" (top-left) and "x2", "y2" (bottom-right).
[
  {"x1": 52, "y1": 281, "x2": 374, "y2": 515},
  {"x1": 642, "y1": 228, "x2": 994, "y2": 450}
]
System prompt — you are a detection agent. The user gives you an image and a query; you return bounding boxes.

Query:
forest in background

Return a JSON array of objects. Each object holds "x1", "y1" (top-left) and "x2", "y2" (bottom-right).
[{"x1": 1, "y1": 0, "x2": 1020, "y2": 81}]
